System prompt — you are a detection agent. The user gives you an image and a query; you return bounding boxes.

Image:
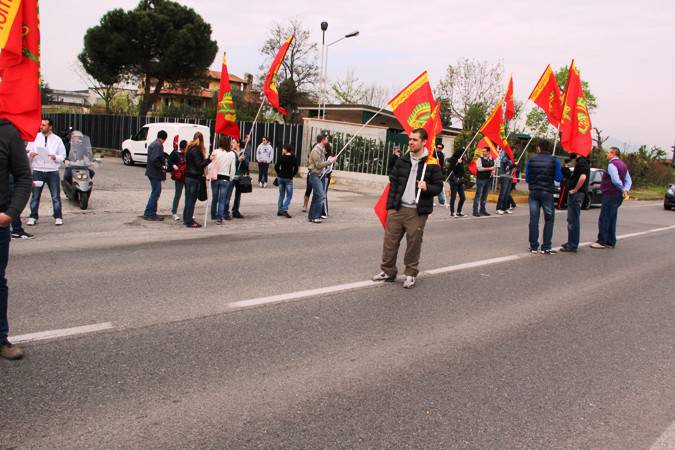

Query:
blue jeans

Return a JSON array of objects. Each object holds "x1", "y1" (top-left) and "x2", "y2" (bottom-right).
[
  {"x1": 183, "y1": 177, "x2": 199, "y2": 226},
  {"x1": 473, "y1": 178, "x2": 490, "y2": 214},
  {"x1": 210, "y1": 179, "x2": 230, "y2": 220},
  {"x1": 497, "y1": 177, "x2": 512, "y2": 211},
  {"x1": 528, "y1": 190, "x2": 555, "y2": 251},
  {"x1": 0, "y1": 227, "x2": 10, "y2": 342},
  {"x1": 566, "y1": 191, "x2": 585, "y2": 249},
  {"x1": 225, "y1": 180, "x2": 242, "y2": 216},
  {"x1": 321, "y1": 175, "x2": 330, "y2": 216},
  {"x1": 9, "y1": 175, "x2": 24, "y2": 234},
  {"x1": 597, "y1": 194, "x2": 622, "y2": 247},
  {"x1": 144, "y1": 177, "x2": 162, "y2": 218},
  {"x1": 29, "y1": 170, "x2": 62, "y2": 219},
  {"x1": 450, "y1": 179, "x2": 466, "y2": 214},
  {"x1": 308, "y1": 173, "x2": 325, "y2": 220},
  {"x1": 277, "y1": 178, "x2": 293, "y2": 213}
]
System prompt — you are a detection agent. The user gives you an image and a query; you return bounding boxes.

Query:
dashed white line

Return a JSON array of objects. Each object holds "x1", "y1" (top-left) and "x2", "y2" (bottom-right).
[
  {"x1": 11, "y1": 322, "x2": 114, "y2": 344},
  {"x1": 649, "y1": 420, "x2": 675, "y2": 450}
]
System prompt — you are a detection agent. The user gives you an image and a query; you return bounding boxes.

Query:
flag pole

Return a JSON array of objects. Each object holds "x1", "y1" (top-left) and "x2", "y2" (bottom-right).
[
  {"x1": 415, "y1": 163, "x2": 429, "y2": 204},
  {"x1": 516, "y1": 135, "x2": 534, "y2": 165},
  {"x1": 443, "y1": 130, "x2": 479, "y2": 184},
  {"x1": 552, "y1": 125, "x2": 561, "y2": 156}
]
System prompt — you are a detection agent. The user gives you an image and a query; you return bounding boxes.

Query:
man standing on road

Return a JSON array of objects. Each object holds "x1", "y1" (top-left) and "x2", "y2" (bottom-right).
[
  {"x1": 307, "y1": 134, "x2": 336, "y2": 224},
  {"x1": 496, "y1": 150, "x2": 514, "y2": 215},
  {"x1": 143, "y1": 130, "x2": 167, "y2": 221},
  {"x1": 525, "y1": 139, "x2": 562, "y2": 255},
  {"x1": 472, "y1": 146, "x2": 495, "y2": 217},
  {"x1": 591, "y1": 147, "x2": 632, "y2": 249},
  {"x1": 0, "y1": 120, "x2": 33, "y2": 360},
  {"x1": 256, "y1": 136, "x2": 274, "y2": 188},
  {"x1": 372, "y1": 128, "x2": 443, "y2": 289},
  {"x1": 561, "y1": 153, "x2": 590, "y2": 253},
  {"x1": 26, "y1": 118, "x2": 66, "y2": 226}
]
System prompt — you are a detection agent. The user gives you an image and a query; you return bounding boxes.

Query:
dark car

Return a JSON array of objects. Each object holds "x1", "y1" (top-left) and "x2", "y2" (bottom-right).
[
  {"x1": 555, "y1": 167, "x2": 605, "y2": 209},
  {"x1": 665, "y1": 184, "x2": 675, "y2": 210}
]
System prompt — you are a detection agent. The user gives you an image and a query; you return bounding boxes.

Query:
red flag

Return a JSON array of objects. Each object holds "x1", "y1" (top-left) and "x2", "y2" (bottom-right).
[
  {"x1": 479, "y1": 100, "x2": 514, "y2": 161},
  {"x1": 388, "y1": 71, "x2": 435, "y2": 135},
  {"x1": 263, "y1": 34, "x2": 293, "y2": 116},
  {"x1": 529, "y1": 64, "x2": 563, "y2": 128},
  {"x1": 559, "y1": 60, "x2": 592, "y2": 157},
  {"x1": 214, "y1": 52, "x2": 240, "y2": 139},
  {"x1": 469, "y1": 137, "x2": 498, "y2": 176},
  {"x1": 0, "y1": 0, "x2": 41, "y2": 141},
  {"x1": 504, "y1": 75, "x2": 515, "y2": 121},
  {"x1": 426, "y1": 102, "x2": 443, "y2": 155},
  {"x1": 374, "y1": 183, "x2": 390, "y2": 228}
]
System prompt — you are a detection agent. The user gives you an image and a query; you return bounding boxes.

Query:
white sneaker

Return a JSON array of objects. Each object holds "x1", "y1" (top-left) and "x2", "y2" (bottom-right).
[
  {"x1": 263, "y1": 182, "x2": 267, "y2": 188},
  {"x1": 26, "y1": 218, "x2": 37, "y2": 226},
  {"x1": 173, "y1": 214, "x2": 180, "y2": 221},
  {"x1": 505, "y1": 209, "x2": 513, "y2": 214},
  {"x1": 320, "y1": 215, "x2": 328, "y2": 219},
  {"x1": 54, "y1": 218, "x2": 63, "y2": 226},
  {"x1": 496, "y1": 210, "x2": 505, "y2": 215},
  {"x1": 372, "y1": 271, "x2": 395, "y2": 282},
  {"x1": 403, "y1": 276, "x2": 416, "y2": 289}
]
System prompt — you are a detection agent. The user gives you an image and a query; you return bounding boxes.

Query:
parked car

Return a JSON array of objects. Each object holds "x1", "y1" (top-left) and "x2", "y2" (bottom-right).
[
  {"x1": 665, "y1": 184, "x2": 675, "y2": 210},
  {"x1": 554, "y1": 167, "x2": 605, "y2": 209},
  {"x1": 121, "y1": 123, "x2": 211, "y2": 166}
]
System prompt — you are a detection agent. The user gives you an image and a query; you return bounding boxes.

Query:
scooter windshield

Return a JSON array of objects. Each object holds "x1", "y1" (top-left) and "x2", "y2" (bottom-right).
[{"x1": 69, "y1": 132, "x2": 93, "y2": 167}]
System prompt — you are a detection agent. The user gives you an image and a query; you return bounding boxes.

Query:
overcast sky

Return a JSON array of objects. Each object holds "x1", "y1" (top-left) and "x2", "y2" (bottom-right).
[{"x1": 42, "y1": 0, "x2": 675, "y2": 150}]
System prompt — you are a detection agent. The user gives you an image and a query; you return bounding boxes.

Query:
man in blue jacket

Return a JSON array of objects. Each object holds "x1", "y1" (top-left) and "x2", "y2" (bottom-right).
[
  {"x1": 525, "y1": 139, "x2": 562, "y2": 254},
  {"x1": 143, "y1": 130, "x2": 167, "y2": 221}
]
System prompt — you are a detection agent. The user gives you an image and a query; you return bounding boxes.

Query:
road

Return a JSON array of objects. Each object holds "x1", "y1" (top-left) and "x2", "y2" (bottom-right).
[{"x1": 1, "y1": 159, "x2": 674, "y2": 448}]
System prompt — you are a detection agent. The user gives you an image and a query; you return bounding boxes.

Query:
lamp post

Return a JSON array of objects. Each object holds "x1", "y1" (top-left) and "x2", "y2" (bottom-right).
[
  {"x1": 320, "y1": 30, "x2": 360, "y2": 120},
  {"x1": 318, "y1": 21, "x2": 328, "y2": 119}
]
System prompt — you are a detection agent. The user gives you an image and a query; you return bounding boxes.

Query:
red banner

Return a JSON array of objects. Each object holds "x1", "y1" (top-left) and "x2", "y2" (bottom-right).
[
  {"x1": 528, "y1": 65, "x2": 563, "y2": 128},
  {"x1": 560, "y1": 60, "x2": 592, "y2": 157},
  {"x1": 388, "y1": 71, "x2": 435, "y2": 135},
  {"x1": 373, "y1": 183, "x2": 390, "y2": 229},
  {"x1": 504, "y1": 75, "x2": 515, "y2": 121},
  {"x1": 479, "y1": 100, "x2": 513, "y2": 161},
  {"x1": 214, "y1": 52, "x2": 240, "y2": 139},
  {"x1": 0, "y1": 0, "x2": 41, "y2": 141},
  {"x1": 263, "y1": 35, "x2": 293, "y2": 116}
]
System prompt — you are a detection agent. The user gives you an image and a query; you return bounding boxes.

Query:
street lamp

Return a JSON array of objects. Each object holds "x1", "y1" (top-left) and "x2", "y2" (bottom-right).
[
  {"x1": 319, "y1": 21, "x2": 328, "y2": 119},
  {"x1": 320, "y1": 29, "x2": 360, "y2": 120}
]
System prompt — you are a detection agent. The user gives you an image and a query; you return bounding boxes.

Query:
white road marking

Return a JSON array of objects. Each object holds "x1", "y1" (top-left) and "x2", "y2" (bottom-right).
[
  {"x1": 229, "y1": 225, "x2": 675, "y2": 310},
  {"x1": 11, "y1": 322, "x2": 114, "y2": 344},
  {"x1": 649, "y1": 420, "x2": 675, "y2": 450}
]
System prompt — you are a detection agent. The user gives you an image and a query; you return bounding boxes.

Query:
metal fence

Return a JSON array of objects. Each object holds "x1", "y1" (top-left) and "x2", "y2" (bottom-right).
[{"x1": 43, "y1": 113, "x2": 304, "y2": 163}]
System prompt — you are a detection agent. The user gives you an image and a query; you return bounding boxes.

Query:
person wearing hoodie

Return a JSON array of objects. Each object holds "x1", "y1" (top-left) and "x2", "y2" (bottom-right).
[
  {"x1": 274, "y1": 144, "x2": 299, "y2": 218},
  {"x1": 26, "y1": 118, "x2": 66, "y2": 226},
  {"x1": 371, "y1": 128, "x2": 443, "y2": 289},
  {"x1": 0, "y1": 120, "x2": 33, "y2": 360},
  {"x1": 255, "y1": 136, "x2": 274, "y2": 188}
]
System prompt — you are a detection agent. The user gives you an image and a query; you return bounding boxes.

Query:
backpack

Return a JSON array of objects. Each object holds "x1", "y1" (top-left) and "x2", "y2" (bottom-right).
[{"x1": 171, "y1": 158, "x2": 186, "y2": 183}]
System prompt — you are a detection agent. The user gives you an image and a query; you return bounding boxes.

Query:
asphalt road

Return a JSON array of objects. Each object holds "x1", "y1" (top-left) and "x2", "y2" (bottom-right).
[{"x1": 1, "y1": 160, "x2": 674, "y2": 448}]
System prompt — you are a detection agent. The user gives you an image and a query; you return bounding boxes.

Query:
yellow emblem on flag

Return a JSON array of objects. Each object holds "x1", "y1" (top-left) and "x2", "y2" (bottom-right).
[{"x1": 0, "y1": 0, "x2": 21, "y2": 49}]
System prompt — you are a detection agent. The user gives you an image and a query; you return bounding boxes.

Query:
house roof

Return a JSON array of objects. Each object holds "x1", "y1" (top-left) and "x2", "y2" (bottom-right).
[{"x1": 208, "y1": 71, "x2": 247, "y2": 84}]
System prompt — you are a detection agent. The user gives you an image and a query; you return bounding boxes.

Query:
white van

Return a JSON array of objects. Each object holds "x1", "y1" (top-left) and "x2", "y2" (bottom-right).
[{"x1": 121, "y1": 122, "x2": 211, "y2": 165}]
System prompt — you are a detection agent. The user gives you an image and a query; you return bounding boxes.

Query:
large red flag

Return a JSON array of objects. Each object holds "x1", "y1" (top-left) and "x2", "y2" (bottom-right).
[
  {"x1": 0, "y1": 0, "x2": 41, "y2": 141},
  {"x1": 388, "y1": 71, "x2": 436, "y2": 135},
  {"x1": 479, "y1": 100, "x2": 514, "y2": 161},
  {"x1": 214, "y1": 52, "x2": 240, "y2": 139},
  {"x1": 504, "y1": 75, "x2": 515, "y2": 121},
  {"x1": 373, "y1": 183, "x2": 390, "y2": 229},
  {"x1": 263, "y1": 34, "x2": 293, "y2": 116},
  {"x1": 426, "y1": 102, "x2": 443, "y2": 156},
  {"x1": 529, "y1": 64, "x2": 563, "y2": 128},
  {"x1": 559, "y1": 60, "x2": 592, "y2": 157},
  {"x1": 469, "y1": 137, "x2": 498, "y2": 176}
]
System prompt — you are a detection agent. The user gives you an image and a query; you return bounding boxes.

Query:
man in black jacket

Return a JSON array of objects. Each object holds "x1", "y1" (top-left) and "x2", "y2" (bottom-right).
[
  {"x1": 143, "y1": 130, "x2": 167, "y2": 221},
  {"x1": 372, "y1": 128, "x2": 443, "y2": 289},
  {"x1": 0, "y1": 120, "x2": 33, "y2": 360}
]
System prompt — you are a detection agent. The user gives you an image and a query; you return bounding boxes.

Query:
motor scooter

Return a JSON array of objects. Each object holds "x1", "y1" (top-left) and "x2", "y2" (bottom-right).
[{"x1": 61, "y1": 131, "x2": 97, "y2": 210}]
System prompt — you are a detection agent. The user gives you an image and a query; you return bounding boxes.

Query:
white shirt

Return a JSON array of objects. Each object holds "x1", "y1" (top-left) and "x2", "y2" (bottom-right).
[
  {"x1": 208, "y1": 149, "x2": 237, "y2": 179},
  {"x1": 26, "y1": 132, "x2": 66, "y2": 172}
]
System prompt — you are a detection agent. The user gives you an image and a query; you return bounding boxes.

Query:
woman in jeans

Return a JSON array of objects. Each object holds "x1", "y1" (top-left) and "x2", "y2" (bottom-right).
[
  {"x1": 225, "y1": 136, "x2": 250, "y2": 220},
  {"x1": 449, "y1": 152, "x2": 467, "y2": 217},
  {"x1": 168, "y1": 139, "x2": 187, "y2": 221},
  {"x1": 274, "y1": 144, "x2": 298, "y2": 218},
  {"x1": 182, "y1": 132, "x2": 212, "y2": 228},
  {"x1": 208, "y1": 136, "x2": 237, "y2": 225}
]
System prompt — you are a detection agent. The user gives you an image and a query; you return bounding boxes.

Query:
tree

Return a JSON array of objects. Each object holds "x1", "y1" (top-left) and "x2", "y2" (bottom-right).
[
  {"x1": 593, "y1": 127, "x2": 609, "y2": 150},
  {"x1": 79, "y1": 0, "x2": 217, "y2": 116},
  {"x1": 259, "y1": 19, "x2": 319, "y2": 122},
  {"x1": 435, "y1": 58, "x2": 504, "y2": 126},
  {"x1": 331, "y1": 70, "x2": 390, "y2": 107}
]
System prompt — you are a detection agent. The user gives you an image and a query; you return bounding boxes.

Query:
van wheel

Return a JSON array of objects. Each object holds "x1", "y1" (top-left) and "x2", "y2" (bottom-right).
[{"x1": 122, "y1": 150, "x2": 134, "y2": 166}]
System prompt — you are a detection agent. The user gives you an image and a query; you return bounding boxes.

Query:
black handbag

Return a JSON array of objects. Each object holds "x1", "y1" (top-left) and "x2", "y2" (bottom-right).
[
  {"x1": 237, "y1": 175, "x2": 253, "y2": 193},
  {"x1": 197, "y1": 176, "x2": 208, "y2": 201},
  {"x1": 272, "y1": 177, "x2": 279, "y2": 187}
]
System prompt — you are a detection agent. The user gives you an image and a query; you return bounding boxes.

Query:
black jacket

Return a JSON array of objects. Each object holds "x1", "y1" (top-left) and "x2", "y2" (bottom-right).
[
  {"x1": 234, "y1": 150, "x2": 250, "y2": 177},
  {"x1": 184, "y1": 147, "x2": 211, "y2": 179},
  {"x1": 526, "y1": 152, "x2": 559, "y2": 193},
  {"x1": 167, "y1": 150, "x2": 185, "y2": 172},
  {"x1": 274, "y1": 154, "x2": 298, "y2": 179},
  {"x1": 0, "y1": 120, "x2": 32, "y2": 220},
  {"x1": 387, "y1": 152, "x2": 443, "y2": 215},
  {"x1": 145, "y1": 140, "x2": 166, "y2": 180}
]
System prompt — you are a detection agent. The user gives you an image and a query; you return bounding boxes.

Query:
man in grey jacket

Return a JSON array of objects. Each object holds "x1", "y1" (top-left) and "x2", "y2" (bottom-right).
[
  {"x1": 143, "y1": 130, "x2": 167, "y2": 221},
  {"x1": 307, "y1": 134, "x2": 336, "y2": 223},
  {"x1": 255, "y1": 136, "x2": 274, "y2": 188}
]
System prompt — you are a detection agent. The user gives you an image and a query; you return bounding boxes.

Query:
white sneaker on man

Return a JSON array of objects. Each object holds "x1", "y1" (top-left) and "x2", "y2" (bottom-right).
[
  {"x1": 55, "y1": 218, "x2": 63, "y2": 226},
  {"x1": 26, "y1": 218, "x2": 37, "y2": 226},
  {"x1": 403, "y1": 276, "x2": 416, "y2": 289},
  {"x1": 505, "y1": 209, "x2": 513, "y2": 214},
  {"x1": 496, "y1": 210, "x2": 505, "y2": 215},
  {"x1": 173, "y1": 214, "x2": 180, "y2": 221}
]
